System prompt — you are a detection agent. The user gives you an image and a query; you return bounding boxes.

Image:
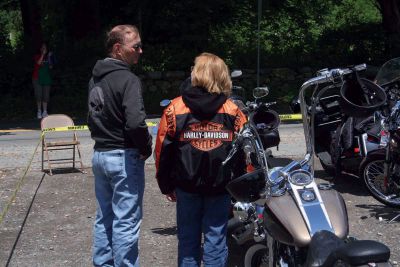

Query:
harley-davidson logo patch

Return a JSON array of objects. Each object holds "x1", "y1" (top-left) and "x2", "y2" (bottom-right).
[{"x1": 180, "y1": 122, "x2": 233, "y2": 151}]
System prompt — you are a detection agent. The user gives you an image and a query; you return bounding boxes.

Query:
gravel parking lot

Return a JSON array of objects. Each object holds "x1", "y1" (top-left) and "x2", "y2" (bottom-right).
[{"x1": 0, "y1": 124, "x2": 399, "y2": 266}]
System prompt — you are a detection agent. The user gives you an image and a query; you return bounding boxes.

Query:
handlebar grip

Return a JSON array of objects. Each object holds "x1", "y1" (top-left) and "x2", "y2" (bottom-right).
[
  {"x1": 353, "y1": 63, "x2": 367, "y2": 72},
  {"x1": 262, "y1": 101, "x2": 276, "y2": 107}
]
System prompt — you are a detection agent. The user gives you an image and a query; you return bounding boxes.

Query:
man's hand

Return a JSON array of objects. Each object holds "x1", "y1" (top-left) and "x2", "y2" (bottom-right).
[
  {"x1": 166, "y1": 191, "x2": 176, "y2": 202},
  {"x1": 139, "y1": 138, "x2": 152, "y2": 161},
  {"x1": 139, "y1": 147, "x2": 152, "y2": 160},
  {"x1": 41, "y1": 46, "x2": 47, "y2": 55}
]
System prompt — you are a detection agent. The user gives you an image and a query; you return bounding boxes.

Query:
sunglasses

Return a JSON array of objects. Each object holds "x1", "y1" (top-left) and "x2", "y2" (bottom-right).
[{"x1": 131, "y1": 42, "x2": 142, "y2": 50}]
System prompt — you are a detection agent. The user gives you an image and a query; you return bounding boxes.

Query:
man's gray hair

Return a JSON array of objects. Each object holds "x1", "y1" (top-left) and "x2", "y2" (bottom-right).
[{"x1": 106, "y1": 25, "x2": 139, "y2": 55}]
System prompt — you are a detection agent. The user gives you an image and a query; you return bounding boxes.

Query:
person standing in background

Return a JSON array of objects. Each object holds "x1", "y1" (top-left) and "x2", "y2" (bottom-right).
[{"x1": 32, "y1": 42, "x2": 53, "y2": 119}]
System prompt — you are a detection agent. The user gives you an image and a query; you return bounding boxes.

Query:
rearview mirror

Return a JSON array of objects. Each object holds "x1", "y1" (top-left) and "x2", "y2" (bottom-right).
[
  {"x1": 253, "y1": 87, "x2": 269, "y2": 99},
  {"x1": 290, "y1": 96, "x2": 301, "y2": 113}
]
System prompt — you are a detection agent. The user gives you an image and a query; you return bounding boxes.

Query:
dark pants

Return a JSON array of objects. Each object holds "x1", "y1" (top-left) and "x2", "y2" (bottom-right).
[{"x1": 176, "y1": 188, "x2": 230, "y2": 267}]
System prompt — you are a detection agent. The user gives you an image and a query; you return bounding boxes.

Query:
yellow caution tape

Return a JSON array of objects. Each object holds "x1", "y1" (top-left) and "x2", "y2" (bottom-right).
[
  {"x1": 42, "y1": 125, "x2": 89, "y2": 132},
  {"x1": 146, "y1": 121, "x2": 158, "y2": 126},
  {"x1": 42, "y1": 122, "x2": 158, "y2": 133},
  {"x1": 279, "y1": 114, "x2": 302, "y2": 121},
  {"x1": 39, "y1": 117, "x2": 301, "y2": 133},
  {"x1": 0, "y1": 135, "x2": 42, "y2": 224}
]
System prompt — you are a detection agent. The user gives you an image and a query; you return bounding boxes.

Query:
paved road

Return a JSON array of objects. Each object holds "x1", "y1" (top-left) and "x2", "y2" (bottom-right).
[
  {"x1": 0, "y1": 122, "x2": 399, "y2": 266},
  {"x1": 0, "y1": 123, "x2": 305, "y2": 169}
]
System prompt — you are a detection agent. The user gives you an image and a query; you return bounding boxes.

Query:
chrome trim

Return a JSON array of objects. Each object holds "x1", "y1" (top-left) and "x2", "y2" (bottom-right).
[
  {"x1": 317, "y1": 119, "x2": 342, "y2": 127},
  {"x1": 319, "y1": 94, "x2": 341, "y2": 100},
  {"x1": 318, "y1": 183, "x2": 333, "y2": 190},
  {"x1": 301, "y1": 190, "x2": 316, "y2": 202},
  {"x1": 361, "y1": 133, "x2": 368, "y2": 156},
  {"x1": 290, "y1": 180, "x2": 334, "y2": 236}
]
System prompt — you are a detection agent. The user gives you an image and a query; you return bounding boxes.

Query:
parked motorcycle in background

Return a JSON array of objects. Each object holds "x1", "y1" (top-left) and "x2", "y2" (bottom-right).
[
  {"x1": 360, "y1": 57, "x2": 400, "y2": 208},
  {"x1": 229, "y1": 69, "x2": 281, "y2": 155},
  {"x1": 224, "y1": 67, "x2": 393, "y2": 266},
  {"x1": 230, "y1": 69, "x2": 247, "y2": 112},
  {"x1": 291, "y1": 64, "x2": 387, "y2": 178}
]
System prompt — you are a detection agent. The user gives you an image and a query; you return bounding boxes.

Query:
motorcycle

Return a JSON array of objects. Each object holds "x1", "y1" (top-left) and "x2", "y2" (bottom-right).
[
  {"x1": 224, "y1": 66, "x2": 392, "y2": 266},
  {"x1": 291, "y1": 64, "x2": 387, "y2": 178},
  {"x1": 359, "y1": 57, "x2": 400, "y2": 208},
  {"x1": 225, "y1": 85, "x2": 281, "y2": 266}
]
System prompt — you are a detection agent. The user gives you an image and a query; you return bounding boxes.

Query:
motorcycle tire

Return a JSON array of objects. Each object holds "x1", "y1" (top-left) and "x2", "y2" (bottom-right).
[
  {"x1": 243, "y1": 242, "x2": 269, "y2": 267},
  {"x1": 360, "y1": 153, "x2": 400, "y2": 208}
]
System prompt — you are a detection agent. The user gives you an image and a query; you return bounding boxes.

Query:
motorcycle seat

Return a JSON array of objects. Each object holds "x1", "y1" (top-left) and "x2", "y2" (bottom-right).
[
  {"x1": 329, "y1": 240, "x2": 390, "y2": 266},
  {"x1": 304, "y1": 230, "x2": 344, "y2": 267},
  {"x1": 353, "y1": 116, "x2": 381, "y2": 138},
  {"x1": 305, "y1": 230, "x2": 390, "y2": 267}
]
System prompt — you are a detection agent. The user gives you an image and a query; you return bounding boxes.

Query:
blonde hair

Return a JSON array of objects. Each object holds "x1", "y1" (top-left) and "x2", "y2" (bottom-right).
[
  {"x1": 106, "y1": 24, "x2": 139, "y2": 55},
  {"x1": 191, "y1": 52, "x2": 232, "y2": 96}
]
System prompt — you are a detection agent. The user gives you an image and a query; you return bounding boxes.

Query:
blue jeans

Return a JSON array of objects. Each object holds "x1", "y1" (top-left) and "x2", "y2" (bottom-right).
[
  {"x1": 92, "y1": 149, "x2": 145, "y2": 267},
  {"x1": 176, "y1": 188, "x2": 230, "y2": 267}
]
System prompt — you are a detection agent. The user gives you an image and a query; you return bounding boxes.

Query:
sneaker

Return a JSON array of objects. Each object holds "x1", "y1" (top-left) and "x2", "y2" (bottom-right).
[
  {"x1": 42, "y1": 110, "x2": 48, "y2": 118},
  {"x1": 37, "y1": 111, "x2": 42, "y2": 119}
]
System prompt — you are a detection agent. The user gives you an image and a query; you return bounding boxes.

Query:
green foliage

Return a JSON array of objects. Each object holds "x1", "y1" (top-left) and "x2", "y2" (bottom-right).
[
  {"x1": 0, "y1": 8, "x2": 23, "y2": 50},
  {"x1": 209, "y1": 0, "x2": 383, "y2": 68},
  {"x1": 0, "y1": 0, "x2": 398, "y2": 119}
]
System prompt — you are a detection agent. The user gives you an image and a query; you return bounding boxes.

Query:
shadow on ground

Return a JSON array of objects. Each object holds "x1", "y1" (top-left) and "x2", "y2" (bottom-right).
[
  {"x1": 330, "y1": 173, "x2": 370, "y2": 197},
  {"x1": 151, "y1": 226, "x2": 177, "y2": 236},
  {"x1": 42, "y1": 167, "x2": 88, "y2": 175},
  {"x1": 355, "y1": 203, "x2": 400, "y2": 222}
]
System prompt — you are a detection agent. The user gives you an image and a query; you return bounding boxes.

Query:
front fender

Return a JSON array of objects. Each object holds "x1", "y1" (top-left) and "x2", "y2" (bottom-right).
[{"x1": 366, "y1": 148, "x2": 386, "y2": 158}]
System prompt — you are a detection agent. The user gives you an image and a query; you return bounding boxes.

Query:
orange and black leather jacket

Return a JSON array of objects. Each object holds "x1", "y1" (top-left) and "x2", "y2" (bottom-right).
[{"x1": 155, "y1": 85, "x2": 247, "y2": 195}]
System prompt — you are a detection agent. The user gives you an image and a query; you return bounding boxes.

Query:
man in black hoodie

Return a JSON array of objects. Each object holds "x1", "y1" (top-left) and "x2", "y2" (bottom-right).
[{"x1": 88, "y1": 24, "x2": 152, "y2": 267}]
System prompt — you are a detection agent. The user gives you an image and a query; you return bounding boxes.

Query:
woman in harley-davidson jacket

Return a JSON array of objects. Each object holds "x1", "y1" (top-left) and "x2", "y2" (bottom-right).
[{"x1": 155, "y1": 52, "x2": 247, "y2": 267}]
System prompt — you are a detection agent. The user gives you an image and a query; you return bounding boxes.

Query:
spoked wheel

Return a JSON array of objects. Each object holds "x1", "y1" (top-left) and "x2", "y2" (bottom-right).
[
  {"x1": 244, "y1": 242, "x2": 269, "y2": 267},
  {"x1": 361, "y1": 155, "x2": 400, "y2": 208}
]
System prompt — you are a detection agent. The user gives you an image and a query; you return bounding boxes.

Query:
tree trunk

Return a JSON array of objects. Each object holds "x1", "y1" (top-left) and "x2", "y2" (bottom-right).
[
  {"x1": 19, "y1": 0, "x2": 43, "y2": 53},
  {"x1": 377, "y1": 0, "x2": 400, "y2": 34},
  {"x1": 67, "y1": 0, "x2": 101, "y2": 40}
]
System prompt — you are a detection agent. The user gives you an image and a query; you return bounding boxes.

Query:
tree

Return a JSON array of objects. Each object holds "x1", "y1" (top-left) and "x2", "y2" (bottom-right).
[
  {"x1": 19, "y1": 0, "x2": 43, "y2": 52},
  {"x1": 376, "y1": 0, "x2": 400, "y2": 34},
  {"x1": 65, "y1": 0, "x2": 101, "y2": 40},
  {"x1": 375, "y1": 0, "x2": 400, "y2": 57}
]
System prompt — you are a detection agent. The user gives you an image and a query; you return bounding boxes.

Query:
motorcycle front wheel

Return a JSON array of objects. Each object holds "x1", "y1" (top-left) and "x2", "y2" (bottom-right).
[
  {"x1": 243, "y1": 242, "x2": 269, "y2": 267},
  {"x1": 361, "y1": 154, "x2": 400, "y2": 208}
]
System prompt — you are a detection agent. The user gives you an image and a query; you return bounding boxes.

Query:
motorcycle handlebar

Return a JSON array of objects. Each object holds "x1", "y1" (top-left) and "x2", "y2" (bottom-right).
[
  {"x1": 304, "y1": 64, "x2": 366, "y2": 87},
  {"x1": 244, "y1": 101, "x2": 276, "y2": 112}
]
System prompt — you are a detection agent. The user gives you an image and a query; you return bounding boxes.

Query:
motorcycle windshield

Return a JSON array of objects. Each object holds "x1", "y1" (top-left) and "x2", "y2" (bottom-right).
[{"x1": 375, "y1": 57, "x2": 400, "y2": 86}]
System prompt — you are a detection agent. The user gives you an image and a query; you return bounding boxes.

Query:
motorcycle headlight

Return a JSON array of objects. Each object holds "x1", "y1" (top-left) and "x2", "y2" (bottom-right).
[{"x1": 288, "y1": 169, "x2": 313, "y2": 186}]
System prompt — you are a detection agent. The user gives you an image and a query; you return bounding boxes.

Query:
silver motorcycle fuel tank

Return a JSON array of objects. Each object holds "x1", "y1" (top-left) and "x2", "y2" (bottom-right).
[{"x1": 263, "y1": 189, "x2": 348, "y2": 247}]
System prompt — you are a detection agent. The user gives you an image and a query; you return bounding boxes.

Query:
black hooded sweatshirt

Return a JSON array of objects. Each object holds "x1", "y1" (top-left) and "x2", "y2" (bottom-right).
[
  {"x1": 155, "y1": 83, "x2": 247, "y2": 195},
  {"x1": 88, "y1": 58, "x2": 152, "y2": 155}
]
